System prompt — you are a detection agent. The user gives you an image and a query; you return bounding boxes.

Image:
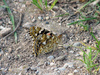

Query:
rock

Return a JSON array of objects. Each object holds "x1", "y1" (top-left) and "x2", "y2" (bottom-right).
[
  {"x1": 0, "y1": 68, "x2": 8, "y2": 75},
  {"x1": 16, "y1": 46, "x2": 21, "y2": 51},
  {"x1": 52, "y1": 6, "x2": 59, "y2": 11},
  {"x1": 8, "y1": 48, "x2": 13, "y2": 53},
  {"x1": 7, "y1": 56, "x2": 11, "y2": 60},
  {"x1": 26, "y1": 1, "x2": 31, "y2": 6},
  {"x1": 18, "y1": 72, "x2": 22, "y2": 75},
  {"x1": 43, "y1": 72, "x2": 58, "y2": 75},
  {"x1": 45, "y1": 16, "x2": 50, "y2": 20},
  {"x1": 35, "y1": 70, "x2": 39, "y2": 75},
  {"x1": 18, "y1": 65, "x2": 28, "y2": 71},
  {"x1": 0, "y1": 49, "x2": 4, "y2": 55},
  {"x1": 99, "y1": 69, "x2": 100, "y2": 73},
  {"x1": 30, "y1": 54, "x2": 34, "y2": 57},
  {"x1": 56, "y1": 70, "x2": 60, "y2": 74},
  {"x1": 63, "y1": 43, "x2": 69, "y2": 49},
  {"x1": 74, "y1": 69, "x2": 78, "y2": 73},
  {"x1": 38, "y1": 16, "x2": 43, "y2": 20},
  {"x1": 19, "y1": 0, "x2": 24, "y2": 2},
  {"x1": 55, "y1": 55, "x2": 66, "y2": 61},
  {"x1": 83, "y1": 39, "x2": 89, "y2": 43},
  {"x1": 58, "y1": 67, "x2": 66, "y2": 71},
  {"x1": 44, "y1": 62, "x2": 50, "y2": 66},
  {"x1": 69, "y1": 50, "x2": 74, "y2": 54},
  {"x1": 47, "y1": 55, "x2": 54, "y2": 61},
  {"x1": 30, "y1": 66, "x2": 37, "y2": 71},
  {"x1": 0, "y1": 26, "x2": 12, "y2": 37},
  {"x1": 22, "y1": 4, "x2": 26, "y2": 8},
  {"x1": 45, "y1": 22, "x2": 49, "y2": 24},
  {"x1": 63, "y1": 62, "x2": 74, "y2": 68},
  {"x1": 37, "y1": 61, "x2": 44, "y2": 66},
  {"x1": 50, "y1": 62, "x2": 55, "y2": 66},
  {"x1": 8, "y1": 20, "x2": 12, "y2": 24},
  {"x1": 79, "y1": 51, "x2": 83, "y2": 56},
  {"x1": 68, "y1": 73, "x2": 74, "y2": 75},
  {"x1": 73, "y1": 42, "x2": 81, "y2": 46},
  {"x1": 0, "y1": 7, "x2": 6, "y2": 11},
  {"x1": 0, "y1": 21, "x2": 3, "y2": 25},
  {"x1": 25, "y1": 67, "x2": 30, "y2": 73},
  {"x1": 75, "y1": 53, "x2": 80, "y2": 56},
  {"x1": 14, "y1": 56, "x2": 19, "y2": 60},
  {"x1": 32, "y1": 18, "x2": 36, "y2": 23},
  {"x1": 22, "y1": 22, "x2": 33, "y2": 29},
  {"x1": 59, "y1": 23, "x2": 61, "y2": 25}
]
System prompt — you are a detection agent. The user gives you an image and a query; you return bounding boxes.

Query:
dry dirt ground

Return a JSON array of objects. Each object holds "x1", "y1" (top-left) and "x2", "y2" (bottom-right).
[{"x1": 0, "y1": 0, "x2": 100, "y2": 75}]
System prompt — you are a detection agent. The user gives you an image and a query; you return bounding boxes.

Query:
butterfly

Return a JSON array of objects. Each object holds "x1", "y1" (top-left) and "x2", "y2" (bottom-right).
[{"x1": 29, "y1": 26, "x2": 62, "y2": 57}]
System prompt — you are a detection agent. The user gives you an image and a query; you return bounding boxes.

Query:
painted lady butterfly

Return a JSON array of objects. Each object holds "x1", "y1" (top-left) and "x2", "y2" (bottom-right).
[{"x1": 29, "y1": 26, "x2": 62, "y2": 57}]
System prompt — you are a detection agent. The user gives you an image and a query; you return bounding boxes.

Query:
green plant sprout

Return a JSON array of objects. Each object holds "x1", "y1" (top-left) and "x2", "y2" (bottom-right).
[
  {"x1": 77, "y1": 45, "x2": 99, "y2": 74},
  {"x1": 2, "y1": 0, "x2": 17, "y2": 43},
  {"x1": 32, "y1": 0, "x2": 58, "y2": 11}
]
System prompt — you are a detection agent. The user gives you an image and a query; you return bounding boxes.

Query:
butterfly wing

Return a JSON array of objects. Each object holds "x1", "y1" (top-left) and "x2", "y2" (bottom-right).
[{"x1": 29, "y1": 26, "x2": 62, "y2": 57}]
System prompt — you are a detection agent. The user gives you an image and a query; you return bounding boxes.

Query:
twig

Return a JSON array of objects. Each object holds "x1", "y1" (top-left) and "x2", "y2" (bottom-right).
[{"x1": 3, "y1": 13, "x2": 22, "y2": 39}]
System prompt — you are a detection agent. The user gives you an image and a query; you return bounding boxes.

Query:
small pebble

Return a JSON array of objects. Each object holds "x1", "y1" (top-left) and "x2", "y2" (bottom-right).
[
  {"x1": 0, "y1": 21, "x2": 3, "y2": 25},
  {"x1": 0, "y1": 7, "x2": 6, "y2": 11},
  {"x1": 37, "y1": 61, "x2": 44, "y2": 66},
  {"x1": 19, "y1": 0, "x2": 24, "y2": 2},
  {"x1": 7, "y1": 56, "x2": 11, "y2": 60},
  {"x1": 83, "y1": 39, "x2": 89, "y2": 43},
  {"x1": 59, "y1": 23, "x2": 61, "y2": 25},
  {"x1": 14, "y1": 56, "x2": 19, "y2": 60},
  {"x1": 0, "y1": 49, "x2": 3, "y2": 55},
  {"x1": 68, "y1": 73, "x2": 74, "y2": 75},
  {"x1": 69, "y1": 50, "x2": 74, "y2": 54},
  {"x1": 73, "y1": 42, "x2": 81, "y2": 46},
  {"x1": 79, "y1": 51, "x2": 83, "y2": 56},
  {"x1": 58, "y1": 67, "x2": 66, "y2": 71},
  {"x1": 50, "y1": 62, "x2": 55, "y2": 66},
  {"x1": 99, "y1": 69, "x2": 100, "y2": 73},
  {"x1": 38, "y1": 16, "x2": 43, "y2": 20},
  {"x1": 35, "y1": 70, "x2": 39, "y2": 75},
  {"x1": 63, "y1": 62, "x2": 74, "y2": 68},
  {"x1": 98, "y1": 38, "x2": 100, "y2": 40},
  {"x1": 55, "y1": 55, "x2": 66, "y2": 61},
  {"x1": 75, "y1": 53, "x2": 80, "y2": 56},
  {"x1": 22, "y1": 4, "x2": 26, "y2": 8},
  {"x1": 0, "y1": 27, "x2": 12, "y2": 37},
  {"x1": 22, "y1": 22, "x2": 33, "y2": 29},
  {"x1": 74, "y1": 69, "x2": 78, "y2": 73},
  {"x1": 56, "y1": 70, "x2": 60, "y2": 74},
  {"x1": 32, "y1": 18, "x2": 36, "y2": 23},
  {"x1": 8, "y1": 48, "x2": 13, "y2": 53},
  {"x1": 31, "y1": 66, "x2": 37, "y2": 71},
  {"x1": 30, "y1": 54, "x2": 34, "y2": 57},
  {"x1": 25, "y1": 67, "x2": 30, "y2": 73},
  {"x1": 52, "y1": 6, "x2": 59, "y2": 11},
  {"x1": 45, "y1": 22, "x2": 49, "y2": 24},
  {"x1": 47, "y1": 55, "x2": 54, "y2": 61},
  {"x1": 44, "y1": 62, "x2": 50, "y2": 66},
  {"x1": 8, "y1": 20, "x2": 12, "y2": 24},
  {"x1": 45, "y1": 16, "x2": 50, "y2": 20},
  {"x1": 16, "y1": 46, "x2": 21, "y2": 51},
  {"x1": 63, "y1": 43, "x2": 69, "y2": 49},
  {"x1": 18, "y1": 72, "x2": 22, "y2": 75},
  {"x1": 26, "y1": 1, "x2": 31, "y2": 6}
]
